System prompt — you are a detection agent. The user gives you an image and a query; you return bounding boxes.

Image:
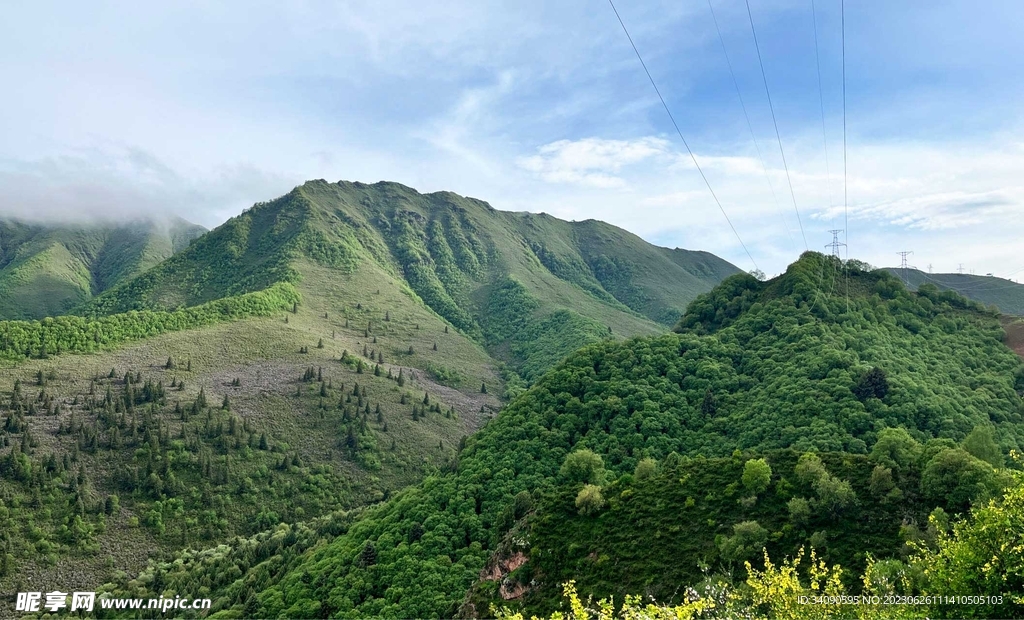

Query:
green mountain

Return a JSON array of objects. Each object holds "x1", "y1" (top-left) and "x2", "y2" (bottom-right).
[
  {"x1": 80, "y1": 179, "x2": 737, "y2": 378},
  {"x1": 85, "y1": 253, "x2": 1023, "y2": 618},
  {"x1": 884, "y1": 267, "x2": 1024, "y2": 317},
  {"x1": 0, "y1": 217, "x2": 205, "y2": 320},
  {"x1": 0, "y1": 180, "x2": 740, "y2": 615}
]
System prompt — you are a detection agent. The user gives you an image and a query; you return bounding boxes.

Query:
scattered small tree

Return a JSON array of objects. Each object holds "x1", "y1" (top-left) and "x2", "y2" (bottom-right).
[
  {"x1": 742, "y1": 458, "x2": 773, "y2": 495},
  {"x1": 560, "y1": 449, "x2": 606, "y2": 485},
  {"x1": 575, "y1": 484, "x2": 606, "y2": 516},
  {"x1": 633, "y1": 457, "x2": 658, "y2": 481}
]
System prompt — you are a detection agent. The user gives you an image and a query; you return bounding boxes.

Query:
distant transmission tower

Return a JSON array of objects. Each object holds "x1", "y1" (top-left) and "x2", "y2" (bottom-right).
[
  {"x1": 897, "y1": 251, "x2": 913, "y2": 285},
  {"x1": 957, "y1": 263, "x2": 964, "y2": 275},
  {"x1": 825, "y1": 229, "x2": 846, "y2": 257}
]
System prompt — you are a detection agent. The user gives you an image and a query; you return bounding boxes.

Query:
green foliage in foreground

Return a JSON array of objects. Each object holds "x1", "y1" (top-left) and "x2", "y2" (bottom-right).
[
  {"x1": 510, "y1": 445, "x2": 1010, "y2": 615},
  {"x1": 0, "y1": 282, "x2": 299, "y2": 361},
  {"x1": 499, "y1": 469, "x2": 1024, "y2": 620}
]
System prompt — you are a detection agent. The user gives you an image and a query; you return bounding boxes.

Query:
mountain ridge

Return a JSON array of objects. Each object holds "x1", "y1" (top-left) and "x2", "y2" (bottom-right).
[
  {"x1": 77, "y1": 179, "x2": 738, "y2": 377},
  {"x1": 883, "y1": 267, "x2": 1024, "y2": 316}
]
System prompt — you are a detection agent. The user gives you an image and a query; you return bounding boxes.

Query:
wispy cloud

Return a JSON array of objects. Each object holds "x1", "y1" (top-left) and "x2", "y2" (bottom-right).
[{"x1": 517, "y1": 137, "x2": 670, "y2": 188}]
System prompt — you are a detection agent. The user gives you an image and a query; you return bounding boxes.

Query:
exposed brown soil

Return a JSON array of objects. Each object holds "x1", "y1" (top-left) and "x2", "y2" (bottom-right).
[{"x1": 1001, "y1": 317, "x2": 1024, "y2": 360}]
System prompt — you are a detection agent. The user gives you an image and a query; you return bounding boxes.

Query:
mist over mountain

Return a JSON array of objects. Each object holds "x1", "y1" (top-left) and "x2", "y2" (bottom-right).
[{"x1": 0, "y1": 216, "x2": 205, "y2": 320}]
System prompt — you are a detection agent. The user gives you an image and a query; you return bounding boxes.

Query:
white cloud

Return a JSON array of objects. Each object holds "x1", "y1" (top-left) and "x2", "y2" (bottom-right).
[{"x1": 517, "y1": 137, "x2": 670, "y2": 188}]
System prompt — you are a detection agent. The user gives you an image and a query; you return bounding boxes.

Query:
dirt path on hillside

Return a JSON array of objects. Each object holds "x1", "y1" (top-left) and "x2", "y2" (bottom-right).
[
  {"x1": 201, "y1": 357, "x2": 501, "y2": 432},
  {"x1": 393, "y1": 365, "x2": 502, "y2": 431}
]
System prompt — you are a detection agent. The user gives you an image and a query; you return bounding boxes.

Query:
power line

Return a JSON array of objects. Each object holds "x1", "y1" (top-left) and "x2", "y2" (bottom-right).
[
  {"x1": 744, "y1": 0, "x2": 808, "y2": 251},
  {"x1": 841, "y1": 0, "x2": 850, "y2": 314},
  {"x1": 842, "y1": 0, "x2": 849, "y2": 257},
  {"x1": 607, "y1": 0, "x2": 758, "y2": 271},
  {"x1": 706, "y1": 0, "x2": 796, "y2": 253},
  {"x1": 810, "y1": 0, "x2": 834, "y2": 217}
]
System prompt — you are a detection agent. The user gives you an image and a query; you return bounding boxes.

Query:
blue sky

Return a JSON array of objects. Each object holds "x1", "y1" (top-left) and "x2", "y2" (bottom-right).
[{"x1": 2, "y1": 0, "x2": 1023, "y2": 279}]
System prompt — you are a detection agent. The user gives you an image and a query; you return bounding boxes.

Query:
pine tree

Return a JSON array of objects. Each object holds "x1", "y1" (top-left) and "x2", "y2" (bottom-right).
[
  {"x1": 432, "y1": 343, "x2": 438, "y2": 351},
  {"x1": 356, "y1": 360, "x2": 364, "y2": 374},
  {"x1": 165, "y1": 357, "x2": 175, "y2": 370},
  {"x1": 398, "y1": 369, "x2": 405, "y2": 387},
  {"x1": 408, "y1": 345, "x2": 415, "y2": 355},
  {"x1": 186, "y1": 360, "x2": 192, "y2": 372},
  {"x1": 374, "y1": 364, "x2": 381, "y2": 377},
  {"x1": 317, "y1": 338, "x2": 324, "y2": 349},
  {"x1": 481, "y1": 382, "x2": 487, "y2": 394},
  {"x1": 357, "y1": 542, "x2": 377, "y2": 567},
  {"x1": 444, "y1": 325, "x2": 449, "y2": 334},
  {"x1": 423, "y1": 393, "x2": 429, "y2": 405},
  {"x1": 259, "y1": 432, "x2": 269, "y2": 450},
  {"x1": 222, "y1": 394, "x2": 230, "y2": 410},
  {"x1": 292, "y1": 301, "x2": 298, "y2": 314},
  {"x1": 320, "y1": 382, "x2": 328, "y2": 397},
  {"x1": 701, "y1": 388, "x2": 717, "y2": 417},
  {"x1": 385, "y1": 311, "x2": 390, "y2": 321}
]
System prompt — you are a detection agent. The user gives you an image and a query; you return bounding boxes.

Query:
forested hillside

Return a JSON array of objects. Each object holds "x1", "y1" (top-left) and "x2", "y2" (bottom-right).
[
  {"x1": 884, "y1": 267, "x2": 1024, "y2": 317},
  {"x1": 89, "y1": 253, "x2": 1023, "y2": 618},
  {"x1": 0, "y1": 217, "x2": 205, "y2": 320}
]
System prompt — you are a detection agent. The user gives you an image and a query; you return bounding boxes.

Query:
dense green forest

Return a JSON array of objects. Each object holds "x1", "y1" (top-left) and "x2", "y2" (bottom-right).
[
  {"x1": 0, "y1": 217, "x2": 205, "y2": 320},
  {"x1": 0, "y1": 282, "x2": 300, "y2": 361},
  {"x1": 80, "y1": 252, "x2": 1024, "y2": 618}
]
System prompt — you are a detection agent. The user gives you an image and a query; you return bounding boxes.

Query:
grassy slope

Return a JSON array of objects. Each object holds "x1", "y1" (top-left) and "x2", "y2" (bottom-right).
[
  {"x1": 97, "y1": 253, "x2": 1024, "y2": 618},
  {"x1": 0, "y1": 218, "x2": 205, "y2": 320},
  {"x1": 885, "y1": 267, "x2": 1024, "y2": 317},
  {"x1": 0, "y1": 257, "x2": 503, "y2": 613}
]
